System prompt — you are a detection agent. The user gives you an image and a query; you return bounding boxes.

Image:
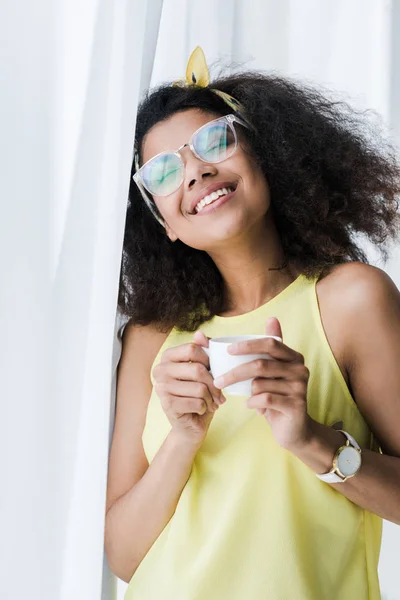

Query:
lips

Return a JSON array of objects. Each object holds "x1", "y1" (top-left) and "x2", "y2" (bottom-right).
[
  {"x1": 188, "y1": 181, "x2": 238, "y2": 215},
  {"x1": 194, "y1": 187, "x2": 237, "y2": 216}
]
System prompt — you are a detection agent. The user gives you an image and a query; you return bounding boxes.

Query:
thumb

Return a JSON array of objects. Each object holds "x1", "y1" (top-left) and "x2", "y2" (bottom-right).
[
  {"x1": 193, "y1": 330, "x2": 210, "y2": 347},
  {"x1": 266, "y1": 317, "x2": 283, "y2": 341}
]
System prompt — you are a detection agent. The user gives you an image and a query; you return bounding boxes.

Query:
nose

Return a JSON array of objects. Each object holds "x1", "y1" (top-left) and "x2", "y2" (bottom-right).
[{"x1": 180, "y1": 146, "x2": 218, "y2": 190}]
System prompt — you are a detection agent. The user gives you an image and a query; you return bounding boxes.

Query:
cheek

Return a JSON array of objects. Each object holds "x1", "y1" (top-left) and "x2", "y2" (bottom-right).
[
  {"x1": 250, "y1": 162, "x2": 269, "y2": 197},
  {"x1": 257, "y1": 176, "x2": 270, "y2": 201},
  {"x1": 235, "y1": 152, "x2": 269, "y2": 196},
  {"x1": 153, "y1": 191, "x2": 182, "y2": 221},
  {"x1": 242, "y1": 164, "x2": 270, "y2": 206}
]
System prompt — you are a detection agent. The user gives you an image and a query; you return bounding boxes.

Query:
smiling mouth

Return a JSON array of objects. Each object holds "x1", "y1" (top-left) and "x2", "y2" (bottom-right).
[{"x1": 192, "y1": 184, "x2": 237, "y2": 215}]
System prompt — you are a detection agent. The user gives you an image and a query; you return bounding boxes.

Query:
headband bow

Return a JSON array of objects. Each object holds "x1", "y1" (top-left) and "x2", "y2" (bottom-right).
[{"x1": 173, "y1": 46, "x2": 246, "y2": 115}]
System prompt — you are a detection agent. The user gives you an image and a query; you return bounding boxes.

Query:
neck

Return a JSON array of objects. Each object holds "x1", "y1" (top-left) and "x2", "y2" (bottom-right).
[{"x1": 207, "y1": 216, "x2": 299, "y2": 316}]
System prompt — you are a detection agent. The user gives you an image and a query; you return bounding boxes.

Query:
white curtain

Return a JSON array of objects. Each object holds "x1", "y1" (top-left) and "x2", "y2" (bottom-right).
[
  {"x1": 53, "y1": 3, "x2": 165, "y2": 600},
  {"x1": 1, "y1": 2, "x2": 398, "y2": 600},
  {"x1": 1, "y1": 2, "x2": 55, "y2": 599},
  {"x1": 1, "y1": 1, "x2": 163, "y2": 599}
]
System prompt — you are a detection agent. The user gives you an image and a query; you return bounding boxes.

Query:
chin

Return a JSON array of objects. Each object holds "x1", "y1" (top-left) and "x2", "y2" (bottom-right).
[
  {"x1": 219, "y1": 209, "x2": 257, "y2": 235},
  {"x1": 202, "y1": 217, "x2": 252, "y2": 248},
  {"x1": 184, "y1": 207, "x2": 267, "y2": 250}
]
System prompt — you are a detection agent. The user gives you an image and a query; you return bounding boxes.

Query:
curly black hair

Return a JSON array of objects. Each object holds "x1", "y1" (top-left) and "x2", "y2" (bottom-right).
[{"x1": 118, "y1": 72, "x2": 400, "y2": 333}]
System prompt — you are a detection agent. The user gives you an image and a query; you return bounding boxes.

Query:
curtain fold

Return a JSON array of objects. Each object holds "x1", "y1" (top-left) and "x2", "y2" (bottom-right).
[
  {"x1": 0, "y1": 0, "x2": 162, "y2": 599},
  {"x1": 53, "y1": 2, "x2": 165, "y2": 598},
  {"x1": 1, "y1": 1, "x2": 55, "y2": 599}
]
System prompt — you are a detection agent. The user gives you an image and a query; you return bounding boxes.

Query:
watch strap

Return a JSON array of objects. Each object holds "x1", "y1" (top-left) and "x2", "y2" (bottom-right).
[
  {"x1": 316, "y1": 471, "x2": 345, "y2": 483},
  {"x1": 338, "y1": 430, "x2": 361, "y2": 451}
]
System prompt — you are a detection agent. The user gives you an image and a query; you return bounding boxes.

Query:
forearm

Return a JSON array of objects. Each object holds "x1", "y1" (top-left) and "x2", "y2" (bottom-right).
[
  {"x1": 292, "y1": 420, "x2": 400, "y2": 525},
  {"x1": 105, "y1": 430, "x2": 201, "y2": 582}
]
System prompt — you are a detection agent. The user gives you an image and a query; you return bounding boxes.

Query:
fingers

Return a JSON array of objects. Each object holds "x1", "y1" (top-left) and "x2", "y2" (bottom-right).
[
  {"x1": 193, "y1": 330, "x2": 209, "y2": 347},
  {"x1": 158, "y1": 361, "x2": 223, "y2": 401},
  {"x1": 251, "y1": 377, "x2": 292, "y2": 396},
  {"x1": 161, "y1": 394, "x2": 210, "y2": 416},
  {"x1": 157, "y1": 379, "x2": 219, "y2": 413},
  {"x1": 161, "y1": 342, "x2": 210, "y2": 368},
  {"x1": 227, "y1": 336, "x2": 301, "y2": 363},
  {"x1": 214, "y1": 358, "x2": 300, "y2": 390},
  {"x1": 265, "y1": 317, "x2": 283, "y2": 341},
  {"x1": 246, "y1": 393, "x2": 302, "y2": 418}
]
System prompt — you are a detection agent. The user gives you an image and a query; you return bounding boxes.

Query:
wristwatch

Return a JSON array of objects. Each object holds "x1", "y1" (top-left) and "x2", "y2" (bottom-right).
[{"x1": 316, "y1": 430, "x2": 362, "y2": 483}]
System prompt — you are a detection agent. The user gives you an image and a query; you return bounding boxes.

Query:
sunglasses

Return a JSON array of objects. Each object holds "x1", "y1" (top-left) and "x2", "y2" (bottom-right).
[{"x1": 133, "y1": 114, "x2": 252, "y2": 212}]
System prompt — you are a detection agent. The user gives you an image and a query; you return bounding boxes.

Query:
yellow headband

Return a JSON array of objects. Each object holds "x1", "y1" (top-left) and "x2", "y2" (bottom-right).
[{"x1": 173, "y1": 46, "x2": 246, "y2": 114}]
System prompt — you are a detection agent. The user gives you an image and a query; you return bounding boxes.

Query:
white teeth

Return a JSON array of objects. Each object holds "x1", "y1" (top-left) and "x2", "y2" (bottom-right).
[{"x1": 194, "y1": 187, "x2": 234, "y2": 213}]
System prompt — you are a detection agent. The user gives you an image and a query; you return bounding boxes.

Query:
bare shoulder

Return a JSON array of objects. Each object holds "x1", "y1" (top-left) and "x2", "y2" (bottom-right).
[
  {"x1": 314, "y1": 262, "x2": 399, "y2": 390},
  {"x1": 120, "y1": 320, "x2": 172, "y2": 363},
  {"x1": 316, "y1": 261, "x2": 398, "y2": 309}
]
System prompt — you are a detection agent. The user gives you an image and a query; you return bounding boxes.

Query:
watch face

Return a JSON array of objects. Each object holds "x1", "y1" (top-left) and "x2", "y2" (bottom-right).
[{"x1": 337, "y1": 446, "x2": 362, "y2": 477}]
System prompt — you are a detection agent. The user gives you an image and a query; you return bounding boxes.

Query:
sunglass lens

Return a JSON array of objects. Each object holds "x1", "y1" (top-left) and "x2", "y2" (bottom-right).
[
  {"x1": 141, "y1": 153, "x2": 183, "y2": 196},
  {"x1": 193, "y1": 121, "x2": 236, "y2": 163}
]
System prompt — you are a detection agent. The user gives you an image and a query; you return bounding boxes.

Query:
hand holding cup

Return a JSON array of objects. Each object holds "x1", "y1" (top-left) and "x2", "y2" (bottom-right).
[{"x1": 152, "y1": 333, "x2": 226, "y2": 446}]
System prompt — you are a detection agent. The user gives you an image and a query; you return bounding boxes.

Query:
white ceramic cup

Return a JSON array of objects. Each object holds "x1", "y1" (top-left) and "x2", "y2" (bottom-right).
[{"x1": 203, "y1": 334, "x2": 282, "y2": 396}]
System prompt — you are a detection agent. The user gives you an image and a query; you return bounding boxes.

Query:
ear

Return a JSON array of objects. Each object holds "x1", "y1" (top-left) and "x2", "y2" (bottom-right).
[{"x1": 165, "y1": 223, "x2": 178, "y2": 242}]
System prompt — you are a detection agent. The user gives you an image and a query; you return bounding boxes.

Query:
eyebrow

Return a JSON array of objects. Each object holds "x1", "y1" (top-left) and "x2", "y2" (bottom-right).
[{"x1": 141, "y1": 119, "x2": 219, "y2": 163}]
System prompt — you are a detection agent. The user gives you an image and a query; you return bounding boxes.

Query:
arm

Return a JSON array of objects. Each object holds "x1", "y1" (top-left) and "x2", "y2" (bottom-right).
[
  {"x1": 293, "y1": 265, "x2": 400, "y2": 524},
  {"x1": 106, "y1": 432, "x2": 200, "y2": 582},
  {"x1": 104, "y1": 324, "x2": 201, "y2": 583},
  {"x1": 214, "y1": 263, "x2": 400, "y2": 524}
]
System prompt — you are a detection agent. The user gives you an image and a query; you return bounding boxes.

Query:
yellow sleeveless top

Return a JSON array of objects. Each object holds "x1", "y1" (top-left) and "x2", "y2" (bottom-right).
[{"x1": 125, "y1": 273, "x2": 382, "y2": 600}]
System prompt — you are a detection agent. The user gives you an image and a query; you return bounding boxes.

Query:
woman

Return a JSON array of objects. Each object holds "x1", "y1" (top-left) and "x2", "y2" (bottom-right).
[{"x1": 105, "y1": 48, "x2": 400, "y2": 600}]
